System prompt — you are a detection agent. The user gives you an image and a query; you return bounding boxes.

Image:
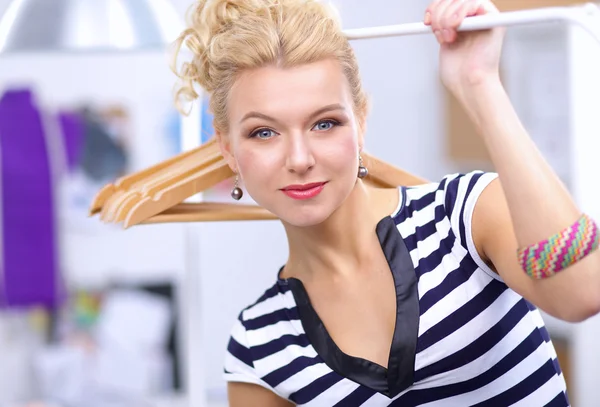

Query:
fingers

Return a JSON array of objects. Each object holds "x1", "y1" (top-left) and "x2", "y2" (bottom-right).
[
  {"x1": 444, "y1": 0, "x2": 481, "y2": 42},
  {"x1": 424, "y1": 0, "x2": 445, "y2": 25},
  {"x1": 432, "y1": 0, "x2": 456, "y2": 43},
  {"x1": 424, "y1": 0, "x2": 451, "y2": 43},
  {"x1": 436, "y1": 0, "x2": 465, "y2": 43},
  {"x1": 425, "y1": 0, "x2": 498, "y2": 44}
]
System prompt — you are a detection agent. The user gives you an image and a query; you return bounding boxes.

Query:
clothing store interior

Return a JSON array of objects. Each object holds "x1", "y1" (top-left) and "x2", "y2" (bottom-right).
[{"x1": 0, "y1": 0, "x2": 598, "y2": 406}]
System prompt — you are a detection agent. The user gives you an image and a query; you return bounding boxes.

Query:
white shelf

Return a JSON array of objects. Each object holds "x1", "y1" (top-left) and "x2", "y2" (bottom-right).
[{"x1": 149, "y1": 395, "x2": 228, "y2": 407}]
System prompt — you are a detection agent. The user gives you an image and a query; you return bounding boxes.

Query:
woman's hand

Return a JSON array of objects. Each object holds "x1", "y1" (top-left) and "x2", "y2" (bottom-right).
[{"x1": 424, "y1": 0, "x2": 506, "y2": 100}]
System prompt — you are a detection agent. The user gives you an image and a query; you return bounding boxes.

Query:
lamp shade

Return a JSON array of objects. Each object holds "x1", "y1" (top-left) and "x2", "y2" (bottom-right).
[{"x1": 0, "y1": 0, "x2": 185, "y2": 54}]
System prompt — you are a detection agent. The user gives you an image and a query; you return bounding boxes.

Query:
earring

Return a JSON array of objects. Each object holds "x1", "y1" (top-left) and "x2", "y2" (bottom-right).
[
  {"x1": 357, "y1": 154, "x2": 368, "y2": 179},
  {"x1": 231, "y1": 174, "x2": 243, "y2": 201}
]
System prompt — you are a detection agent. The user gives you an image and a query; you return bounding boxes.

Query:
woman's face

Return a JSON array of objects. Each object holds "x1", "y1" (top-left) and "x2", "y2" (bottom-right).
[{"x1": 221, "y1": 58, "x2": 364, "y2": 227}]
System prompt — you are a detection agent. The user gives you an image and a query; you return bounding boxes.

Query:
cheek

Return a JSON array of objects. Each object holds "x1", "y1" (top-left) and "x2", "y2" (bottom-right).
[
  {"x1": 318, "y1": 133, "x2": 359, "y2": 170},
  {"x1": 234, "y1": 144, "x2": 278, "y2": 183}
]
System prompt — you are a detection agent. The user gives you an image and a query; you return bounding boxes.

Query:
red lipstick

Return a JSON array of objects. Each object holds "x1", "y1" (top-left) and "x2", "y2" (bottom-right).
[{"x1": 281, "y1": 182, "x2": 326, "y2": 200}]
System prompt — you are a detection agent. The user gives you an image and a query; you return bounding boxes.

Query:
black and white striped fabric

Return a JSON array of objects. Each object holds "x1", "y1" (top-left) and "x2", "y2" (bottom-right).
[{"x1": 224, "y1": 171, "x2": 570, "y2": 406}]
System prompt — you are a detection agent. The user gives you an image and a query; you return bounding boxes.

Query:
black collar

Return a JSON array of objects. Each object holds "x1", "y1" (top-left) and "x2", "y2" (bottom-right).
[{"x1": 277, "y1": 213, "x2": 420, "y2": 398}]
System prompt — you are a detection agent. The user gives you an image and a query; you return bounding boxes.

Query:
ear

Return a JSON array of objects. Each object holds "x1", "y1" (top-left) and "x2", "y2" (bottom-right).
[
  {"x1": 357, "y1": 119, "x2": 366, "y2": 152},
  {"x1": 357, "y1": 98, "x2": 370, "y2": 148},
  {"x1": 216, "y1": 131, "x2": 237, "y2": 172}
]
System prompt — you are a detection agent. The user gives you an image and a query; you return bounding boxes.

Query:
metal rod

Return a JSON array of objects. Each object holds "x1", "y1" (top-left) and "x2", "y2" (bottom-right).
[{"x1": 344, "y1": 3, "x2": 600, "y2": 44}]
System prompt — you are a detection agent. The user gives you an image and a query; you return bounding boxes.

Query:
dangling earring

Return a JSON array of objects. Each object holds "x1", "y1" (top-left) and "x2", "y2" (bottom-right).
[
  {"x1": 231, "y1": 174, "x2": 243, "y2": 200},
  {"x1": 357, "y1": 154, "x2": 368, "y2": 178}
]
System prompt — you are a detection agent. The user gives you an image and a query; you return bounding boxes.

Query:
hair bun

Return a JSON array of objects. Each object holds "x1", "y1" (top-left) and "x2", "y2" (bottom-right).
[
  {"x1": 195, "y1": 0, "x2": 269, "y2": 38},
  {"x1": 169, "y1": 0, "x2": 365, "y2": 136},
  {"x1": 171, "y1": 0, "x2": 275, "y2": 109}
]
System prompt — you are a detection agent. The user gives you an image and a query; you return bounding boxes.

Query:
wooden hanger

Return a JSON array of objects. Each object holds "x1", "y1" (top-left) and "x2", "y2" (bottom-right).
[{"x1": 89, "y1": 136, "x2": 428, "y2": 228}]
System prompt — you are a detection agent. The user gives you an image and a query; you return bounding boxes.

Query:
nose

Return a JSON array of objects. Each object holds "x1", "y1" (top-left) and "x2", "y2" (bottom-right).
[{"x1": 285, "y1": 132, "x2": 315, "y2": 175}]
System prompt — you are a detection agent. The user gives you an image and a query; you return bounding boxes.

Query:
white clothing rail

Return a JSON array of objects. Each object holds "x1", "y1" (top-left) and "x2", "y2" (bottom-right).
[{"x1": 343, "y1": 3, "x2": 600, "y2": 44}]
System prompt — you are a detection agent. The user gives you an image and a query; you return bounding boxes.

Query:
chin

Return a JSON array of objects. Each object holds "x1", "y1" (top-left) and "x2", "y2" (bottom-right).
[
  {"x1": 272, "y1": 204, "x2": 334, "y2": 228},
  {"x1": 282, "y1": 214, "x2": 330, "y2": 228},
  {"x1": 248, "y1": 184, "x2": 351, "y2": 228}
]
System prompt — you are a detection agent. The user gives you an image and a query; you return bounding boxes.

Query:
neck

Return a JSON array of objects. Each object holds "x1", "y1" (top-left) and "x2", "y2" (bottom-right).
[{"x1": 281, "y1": 181, "x2": 399, "y2": 282}]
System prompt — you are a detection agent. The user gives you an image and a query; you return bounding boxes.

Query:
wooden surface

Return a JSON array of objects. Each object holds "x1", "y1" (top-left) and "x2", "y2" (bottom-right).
[
  {"x1": 139, "y1": 202, "x2": 278, "y2": 224},
  {"x1": 89, "y1": 139, "x2": 428, "y2": 227},
  {"x1": 494, "y1": 0, "x2": 589, "y2": 11}
]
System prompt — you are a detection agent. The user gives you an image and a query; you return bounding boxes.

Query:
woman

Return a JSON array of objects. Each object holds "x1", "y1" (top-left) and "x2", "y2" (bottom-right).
[{"x1": 174, "y1": 0, "x2": 600, "y2": 405}]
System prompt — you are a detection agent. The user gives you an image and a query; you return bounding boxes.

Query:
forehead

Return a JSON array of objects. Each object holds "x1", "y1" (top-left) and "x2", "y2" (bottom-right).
[{"x1": 228, "y1": 59, "x2": 352, "y2": 121}]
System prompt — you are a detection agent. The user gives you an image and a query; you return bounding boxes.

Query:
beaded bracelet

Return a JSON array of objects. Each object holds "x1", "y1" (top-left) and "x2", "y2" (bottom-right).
[{"x1": 517, "y1": 213, "x2": 599, "y2": 279}]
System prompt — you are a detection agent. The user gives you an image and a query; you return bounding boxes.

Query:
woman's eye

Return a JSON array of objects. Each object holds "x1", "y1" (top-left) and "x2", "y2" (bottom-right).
[
  {"x1": 312, "y1": 120, "x2": 338, "y2": 131},
  {"x1": 251, "y1": 129, "x2": 276, "y2": 139}
]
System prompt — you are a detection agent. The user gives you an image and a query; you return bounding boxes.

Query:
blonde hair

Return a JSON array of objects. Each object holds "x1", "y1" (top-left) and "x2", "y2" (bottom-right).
[{"x1": 171, "y1": 0, "x2": 368, "y2": 134}]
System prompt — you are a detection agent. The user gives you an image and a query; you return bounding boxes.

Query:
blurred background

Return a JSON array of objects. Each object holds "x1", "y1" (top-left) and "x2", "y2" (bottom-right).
[{"x1": 0, "y1": 0, "x2": 598, "y2": 406}]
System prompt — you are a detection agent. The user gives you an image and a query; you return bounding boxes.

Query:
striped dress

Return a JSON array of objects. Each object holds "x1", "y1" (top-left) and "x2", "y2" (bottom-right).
[{"x1": 223, "y1": 171, "x2": 570, "y2": 406}]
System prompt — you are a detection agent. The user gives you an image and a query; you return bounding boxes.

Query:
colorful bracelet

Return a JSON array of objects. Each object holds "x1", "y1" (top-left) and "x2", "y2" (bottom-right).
[{"x1": 517, "y1": 213, "x2": 600, "y2": 279}]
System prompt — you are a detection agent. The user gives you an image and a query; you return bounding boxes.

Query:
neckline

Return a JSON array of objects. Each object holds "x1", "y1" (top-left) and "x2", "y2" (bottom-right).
[
  {"x1": 275, "y1": 188, "x2": 419, "y2": 398},
  {"x1": 390, "y1": 185, "x2": 406, "y2": 218}
]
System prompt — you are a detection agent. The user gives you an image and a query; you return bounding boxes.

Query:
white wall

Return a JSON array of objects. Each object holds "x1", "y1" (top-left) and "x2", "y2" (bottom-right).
[
  {"x1": 3, "y1": 1, "x2": 598, "y2": 406},
  {"x1": 567, "y1": 21, "x2": 600, "y2": 407},
  {"x1": 332, "y1": 0, "x2": 447, "y2": 180}
]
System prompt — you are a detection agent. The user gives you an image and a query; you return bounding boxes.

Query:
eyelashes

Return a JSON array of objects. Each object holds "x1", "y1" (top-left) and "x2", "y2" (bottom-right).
[
  {"x1": 248, "y1": 119, "x2": 342, "y2": 140},
  {"x1": 250, "y1": 128, "x2": 277, "y2": 139}
]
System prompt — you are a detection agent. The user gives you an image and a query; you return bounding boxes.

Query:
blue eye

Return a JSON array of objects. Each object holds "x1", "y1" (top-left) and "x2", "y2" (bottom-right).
[
  {"x1": 312, "y1": 120, "x2": 338, "y2": 131},
  {"x1": 251, "y1": 128, "x2": 276, "y2": 139}
]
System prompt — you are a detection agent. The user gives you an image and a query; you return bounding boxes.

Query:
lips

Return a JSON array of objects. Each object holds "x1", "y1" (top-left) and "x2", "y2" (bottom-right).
[
  {"x1": 281, "y1": 182, "x2": 327, "y2": 200},
  {"x1": 282, "y1": 182, "x2": 326, "y2": 191}
]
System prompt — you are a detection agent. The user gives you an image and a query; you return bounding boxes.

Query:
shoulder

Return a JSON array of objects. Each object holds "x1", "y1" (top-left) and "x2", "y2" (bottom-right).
[
  {"x1": 395, "y1": 171, "x2": 499, "y2": 272},
  {"x1": 224, "y1": 281, "x2": 298, "y2": 368},
  {"x1": 232, "y1": 281, "x2": 293, "y2": 334},
  {"x1": 398, "y1": 170, "x2": 498, "y2": 219},
  {"x1": 438, "y1": 171, "x2": 498, "y2": 216},
  {"x1": 224, "y1": 280, "x2": 305, "y2": 398},
  {"x1": 223, "y1": 282, "x2": 289, "y2": 388}
]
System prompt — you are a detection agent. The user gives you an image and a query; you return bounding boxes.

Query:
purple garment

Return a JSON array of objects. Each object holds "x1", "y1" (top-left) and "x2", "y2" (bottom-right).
[
  {"x1": 0, "y1": 89, "x2": 61, "y2": 309},
  {"x1": 57, "y1": 111, "x2": 84, "y2": 172}
]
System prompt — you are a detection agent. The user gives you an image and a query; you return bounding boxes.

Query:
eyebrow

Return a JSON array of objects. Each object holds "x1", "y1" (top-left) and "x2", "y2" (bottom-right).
[{"x1": 239, "y1": 103, "x2": 347, "y2": 124}]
